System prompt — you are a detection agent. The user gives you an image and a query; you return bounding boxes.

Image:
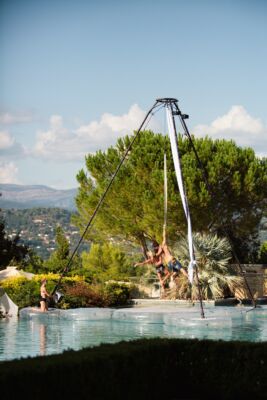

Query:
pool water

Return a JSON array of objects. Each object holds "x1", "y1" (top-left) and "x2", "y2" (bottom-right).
[{"x1": 1, "y1": 305, "x2": 267, "y2": 361}]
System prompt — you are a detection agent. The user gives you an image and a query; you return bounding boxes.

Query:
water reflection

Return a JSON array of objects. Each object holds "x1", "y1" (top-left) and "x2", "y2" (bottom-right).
[
  {"x1": 0, "y1": 317, "x2": 18, "y2": 360},
  {"x1": 39, "y1": 324, "x2": 46, "y2": 356},
  {"x1": 1, "y1": 306, "x2": 267, "y2": 361}
]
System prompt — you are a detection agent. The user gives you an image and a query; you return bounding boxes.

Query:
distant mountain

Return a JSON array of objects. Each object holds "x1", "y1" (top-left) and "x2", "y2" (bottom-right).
[{"x1": 0, "y1": 184, "x2": 77, "y2": 210}]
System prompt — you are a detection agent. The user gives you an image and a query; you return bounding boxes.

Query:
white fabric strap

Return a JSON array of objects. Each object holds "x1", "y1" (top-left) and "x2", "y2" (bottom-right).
[
  {"x1": 166, "y1": 105, "x2": 195, "y2": 284},
  {"x1": 164, "y1": 153, "x2": 168, "y2": 229}
]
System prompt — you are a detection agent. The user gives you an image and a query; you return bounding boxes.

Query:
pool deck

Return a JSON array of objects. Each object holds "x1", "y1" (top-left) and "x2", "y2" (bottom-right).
[
  {"x1": 131, "y1": 298, "x2": 215, "y2": 307},
  {"x1": 11, "y1": 298, "x2": 260, "y2": 323}
]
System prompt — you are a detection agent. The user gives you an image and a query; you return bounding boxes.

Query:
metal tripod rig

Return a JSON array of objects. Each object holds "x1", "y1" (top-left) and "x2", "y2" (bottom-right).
[{"x1": 52, "y1": 97, "x2": 255, "y2": 313}]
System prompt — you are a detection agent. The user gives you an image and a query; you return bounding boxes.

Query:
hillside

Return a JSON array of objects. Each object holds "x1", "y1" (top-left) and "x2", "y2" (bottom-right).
[
  {"x1": 0, "y1": 184, "x2": 77, "y2": 210},
  {"x1": 2, "y1": 208, "x2": 89, "y2": 259}
]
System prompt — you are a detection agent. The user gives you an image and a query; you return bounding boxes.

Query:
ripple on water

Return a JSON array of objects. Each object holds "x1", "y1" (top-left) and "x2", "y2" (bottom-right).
[{"x1": 1, "y1": 305, "x2": 267, "y2": 361}]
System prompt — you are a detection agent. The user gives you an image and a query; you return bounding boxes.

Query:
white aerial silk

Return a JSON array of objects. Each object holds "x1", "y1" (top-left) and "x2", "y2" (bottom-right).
[
  {"x1": 166, "y1": 106, "x2": 195, "y2": 284},
  {"x1": 163, "y1": 153, "x2": 168, "y2": 234}
]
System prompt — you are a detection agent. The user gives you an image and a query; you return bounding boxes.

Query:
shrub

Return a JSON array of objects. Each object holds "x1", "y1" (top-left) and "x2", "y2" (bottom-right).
[
  {"x1": 1, "y1": 274, "x2": 131, "y2": 309},
  {"x1": 1, "y1": 275, "x2": 84, "y2": 309},
  {"x1": 172, "y1": 233, "x2": 243, "y2": 300},
  {"x1": 103, "y1": 282, "x2": 131, "y2": 306},
  {"x1": 58, "y1": 281, "x2": 131, "y2": 309},
  {"x1": 59, "y1": 282, "x2": 109, "y2": 308},
  {"x1": 0, "y1": 338, "x2": 266, "y2": 399},
  {"x1": 1, "y1": 277, "x2": 40, "y2": 308}
]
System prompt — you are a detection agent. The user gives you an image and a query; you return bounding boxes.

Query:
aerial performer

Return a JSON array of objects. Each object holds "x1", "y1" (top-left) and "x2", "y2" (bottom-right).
[
  {"x1": 134, "y1": 250, "x2": 171, "y2": 291},
  {"x1": 156, "y1": 236, "x2": 188, "y2": 283}
]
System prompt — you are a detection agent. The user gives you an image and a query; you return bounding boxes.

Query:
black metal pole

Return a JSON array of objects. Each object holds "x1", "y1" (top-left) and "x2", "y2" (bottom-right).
[
  {"x1": 172, "y1": 101, "x2": 256, "y2": 308},
  {"x1": 51, "y1": 101, "x2": 159, "y2": 296}
]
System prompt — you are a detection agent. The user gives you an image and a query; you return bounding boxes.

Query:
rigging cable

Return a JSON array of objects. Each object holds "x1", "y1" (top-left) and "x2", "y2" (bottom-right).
[{"x1": 51, "y1": 101, "x2": 163, "y2": 296}]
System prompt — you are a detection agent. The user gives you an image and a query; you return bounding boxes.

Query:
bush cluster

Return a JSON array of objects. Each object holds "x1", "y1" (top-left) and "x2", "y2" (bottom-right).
[
  {"x1": 59, "y1": 281, "x2": 108, "y2": 308},
  {"x1": 1, "y1": 274, "x2": 82, "y2": 309},
  {"x1": 1, "y1": 277, "x2": 40, "y2": 308},
  {"x1": 59, "y1": 281, "x2": 131, "y2": 309},
  {"x1": 1, "y1": 275, "x2": 132, "y2": 309},
  {"x1": 103, "y1": 282, "x2": 132, "y2": 306}
]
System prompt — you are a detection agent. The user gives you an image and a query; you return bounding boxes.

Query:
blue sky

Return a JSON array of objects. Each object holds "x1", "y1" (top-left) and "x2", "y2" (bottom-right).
[{"x1": 0, "y1": 0, "x2": 266, "y2": 189}]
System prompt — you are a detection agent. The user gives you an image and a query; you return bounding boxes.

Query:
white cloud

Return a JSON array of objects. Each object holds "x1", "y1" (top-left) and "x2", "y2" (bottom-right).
[
  {"x1": 193, "y1": 105, "x2": 267, "y2": 156},
  {"x1": 0, "y1": 111, "x2": 33, "y2": 125},
  {"x1": 0, "y1": 131, "x2": 15, "y2": 149},
  {"x1": 0, "y1": 162, "x2": 19, "y2": 184},
  {"x1": 33, "y1": 104, "x2": 161, "y2": 161},
  {"x1": 0, "y1": 130, "x2": 27, "y2": 158}
]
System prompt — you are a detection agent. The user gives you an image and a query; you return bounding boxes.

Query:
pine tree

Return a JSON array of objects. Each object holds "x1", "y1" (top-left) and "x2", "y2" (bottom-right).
[
  {"x1": 45, "y1": 227, "x2": 70, "y2": 273},
  {"x1": 74, "y1": 132, "x2": 267, "y2": 262}
]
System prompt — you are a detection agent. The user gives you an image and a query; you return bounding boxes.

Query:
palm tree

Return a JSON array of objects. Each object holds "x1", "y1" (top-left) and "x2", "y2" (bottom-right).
[{"x1": 170, "y1": 233, "x2": 243, "y2": 300}]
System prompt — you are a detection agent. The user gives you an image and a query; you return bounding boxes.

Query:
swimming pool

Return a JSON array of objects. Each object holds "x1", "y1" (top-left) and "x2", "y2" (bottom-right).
[{"x1": 1, "y1": 304, "x2": 267, "y2": 361}]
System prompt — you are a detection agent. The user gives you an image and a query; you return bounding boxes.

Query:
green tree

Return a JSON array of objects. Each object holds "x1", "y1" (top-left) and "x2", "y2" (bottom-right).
[
  {"x1": 74, "y1": 131, "x2": 182, "y2": 255},
  {"x1": 45, "y1": 227, "x2": 70, "y2": 273},
  {"x1": 258, "y1": 241, "x2": 267, "y2": 264},
  {"x1": 74, "y1": 131, "x2": 267, "y2": 262},
  {"x1": 81, "y1": 242, "x2": 135, "y2": 283},
  {"x1": 0, "y1": 212, "x2": 29, "y2": 269},
  {"x1": 21, "y1": 250, "x2": 44, "y2": 273}
]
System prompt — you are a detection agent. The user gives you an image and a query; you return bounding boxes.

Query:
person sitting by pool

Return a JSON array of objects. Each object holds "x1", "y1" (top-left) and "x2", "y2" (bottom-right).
[
  {"x1": 134, "y1": 250, "x2": 171, "y2": 291},
  {"x1": 156, "y1": 237, "x2": 188, "y2": 282},
  {"x1": 40, "y1": 279, "x2": 50, "y2": 312}
]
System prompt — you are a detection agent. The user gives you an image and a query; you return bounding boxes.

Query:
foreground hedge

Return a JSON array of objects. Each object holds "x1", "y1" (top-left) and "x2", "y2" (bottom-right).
[{"x1": 0, "y1": 338, "x2": 266, "y2": 399}]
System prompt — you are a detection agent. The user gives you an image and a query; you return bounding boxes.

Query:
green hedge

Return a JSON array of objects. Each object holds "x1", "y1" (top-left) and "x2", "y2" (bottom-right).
[
  {"x1": 58, "y1": 282, "x2": 132, "y2": 308},
  {"x1": 1, "y1": 276, "x2": 131, "y2": 309},
  {"x1": 0, "y1": 338, "x2": 266, "y2": 399},
  {"x1": 1, "y1": 275, "x2": 83, "y2": 309}
]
